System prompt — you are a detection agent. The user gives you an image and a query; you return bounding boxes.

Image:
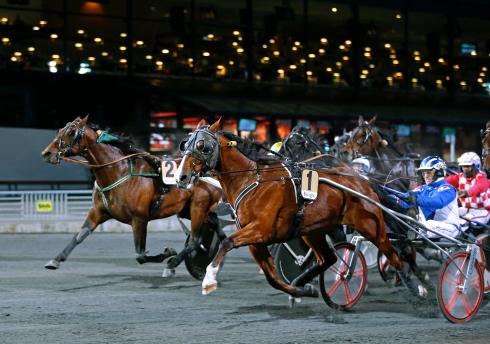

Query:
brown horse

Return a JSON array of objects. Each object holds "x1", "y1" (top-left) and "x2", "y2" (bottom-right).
[
  {"x1": 339, "y1": 115, "x2": 420, "y2": 189},
  {"x1": 41, "y1": 115, "x2": 224, "y2": 278},
  {"x1": 175, "y1": 118, "x2": 427, "y2": 302}
]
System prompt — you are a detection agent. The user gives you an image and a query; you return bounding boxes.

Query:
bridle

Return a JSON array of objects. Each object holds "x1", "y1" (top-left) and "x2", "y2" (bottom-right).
[
  {"x1": 349, "y1": 122, "x2": 377, "y2": 159},
  {"x1": 53, "y1": 119, "x2": 87, "y2": 164},
  {"x1": 282, "y1": 130, "x2": 322, "y2": 160},
  {"x1": 180, "y1": 125, "x2": 221, "y2": 176}
]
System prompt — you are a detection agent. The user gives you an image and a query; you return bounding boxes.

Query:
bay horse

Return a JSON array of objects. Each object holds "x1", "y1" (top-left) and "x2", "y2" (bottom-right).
[
  {"x1": 41, "y1": 115, "x2": 224, "y2": 278},
  {"x1": 279, "y1": 125, "x2": 347, "y2": 244},
  {"x1": 280, "y1": 125, "x2": 432, "y2": 285},
  {"x1": 339, "y1": 115, "x2": 420, "y2": 189},
  {"x1": 175, "y1": 118, "x2": 427, "y2": 303}
]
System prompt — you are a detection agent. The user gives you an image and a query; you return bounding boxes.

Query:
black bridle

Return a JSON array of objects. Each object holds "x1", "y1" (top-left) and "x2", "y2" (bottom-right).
[
  {"x1": 282, "y1": 130, "x2": 322, "y2": 160},
  {"x1": 180, "y1": 125, "x2": 220, "y2": 176},
  {"x1": 53, "y1": 119, "x2": 87, "y2": 164},
  {"x1": 349, "y1": 122, "x2": 376, "y2": 159}
]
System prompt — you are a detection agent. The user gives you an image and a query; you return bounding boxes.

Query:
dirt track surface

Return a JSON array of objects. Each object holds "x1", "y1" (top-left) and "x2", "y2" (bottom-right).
[{"x1": 1, "y1": 231, "x2": 490, "y2": 344}]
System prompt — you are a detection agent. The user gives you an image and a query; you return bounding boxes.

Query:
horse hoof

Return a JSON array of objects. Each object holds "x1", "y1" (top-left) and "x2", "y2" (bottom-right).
[
  {"x1": 202, "y1": 283, "x2": 217, "y2": 295},
  {"x1": 162, "y1": 268, "x2": 175, "y2": 278},
  {"x1": 304, "y1": 283, "x2": 319, "y2": 298},
  {"x1": 288, "y1": 295, "x2": 302, "y2": 308},
  {"x1": 44, "y1": 260, "x2": 60, "y2": 270},
  {"x1": 418, "y1": 285, "x2": 428, "y2": 298}
]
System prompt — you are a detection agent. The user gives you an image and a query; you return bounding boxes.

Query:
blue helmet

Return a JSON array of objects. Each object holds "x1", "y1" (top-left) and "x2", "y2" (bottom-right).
[{"x1": 417, "y1": 156, "x2": 446, "y2": 180}]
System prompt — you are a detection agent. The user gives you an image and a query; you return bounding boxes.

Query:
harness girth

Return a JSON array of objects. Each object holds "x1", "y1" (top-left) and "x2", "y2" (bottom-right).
[{"x1": 229, "y1": 160, "x2": 309, "y2": 242}]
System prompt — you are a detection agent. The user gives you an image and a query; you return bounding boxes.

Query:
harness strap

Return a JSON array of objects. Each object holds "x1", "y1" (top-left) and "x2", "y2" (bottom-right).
[
  {"x1": 232, "y1": 164, "x2": 295, "y2": 230},
  {"x1": 94, "y1": 158, "x2": 160, "y2": 217}
]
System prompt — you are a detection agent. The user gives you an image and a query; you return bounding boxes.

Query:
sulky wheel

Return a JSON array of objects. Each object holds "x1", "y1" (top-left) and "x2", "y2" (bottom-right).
[
  {"x1": 360, "y1": 240, "x2": 379, "y2": 269},
  {"x1": 436, "y1": 251, "x2": 484, "y2": 323},
  {"x1": 184, "y1": 229, "x2": 224, "y2": 281},
  {"x1": 274, "y1": 237, "x2": 315, "y2": 284},
  {"x1": 319, "y1": 242, "x2": 367, "y2": 310}
]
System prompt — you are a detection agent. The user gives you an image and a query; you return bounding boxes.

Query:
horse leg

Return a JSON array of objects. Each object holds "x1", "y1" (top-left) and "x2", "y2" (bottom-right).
[
  {"x1": 399, "y1": 245, "x2": 431, "y2": 286},
  {"x1": 247, "y1": 244, "x2": 322, "y2": 299},
  {"x1": 355, "y1": 213, "x2": 427, "y2": 298},
  {"x1": 327, "y1": 225, "x2": 346, "y2": 245},
  {"x1": 132, "y1": 218, "x2": 177, "y2": 265},
  {"x1": 376, "y1": 236, "x2": 427, "y2": 298},
  {"x1": 163, "y1": 212, "x2": 221, "y2": 277},
  {"x1": 44, "y1": 212, "x2": 102, "y2": 269}
]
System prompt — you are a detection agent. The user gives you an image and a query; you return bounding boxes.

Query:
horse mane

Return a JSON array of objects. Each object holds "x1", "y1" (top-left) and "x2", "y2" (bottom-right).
[
  {"x1": 219, "y1": 131, "x2": 283, "y2": 164},
  {"x1": 89, "y1": 123, "x2": 144, "y2": 156},
  {"x1": 376, "y1": 127, "x2": 404, "y2": 157}
]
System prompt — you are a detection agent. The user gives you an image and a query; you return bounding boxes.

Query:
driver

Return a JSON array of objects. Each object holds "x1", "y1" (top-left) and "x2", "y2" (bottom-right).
[
  {"x1": 351, "y1": 157, "x2": 371, "y2": 175},
  {"x1": 388, "y1": 156, "x2": 460, "y2": 239},
  {"x1": 445, "y1": 152, "x2": 490, "y2": 230}
]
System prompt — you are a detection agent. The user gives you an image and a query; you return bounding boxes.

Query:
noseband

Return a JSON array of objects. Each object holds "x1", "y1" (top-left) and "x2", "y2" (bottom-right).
[{"x1": 54, "y1": 120, "x2": 86, "y2": 164}]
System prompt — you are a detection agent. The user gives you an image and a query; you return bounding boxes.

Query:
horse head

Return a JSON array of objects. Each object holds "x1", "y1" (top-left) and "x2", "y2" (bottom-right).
[
  {"x1": 481, "y1": 120, "x2": 490, "y2": 175},
  {"x1": 280, "y1": 125, "x2": 323, "y2": 161},
  {"x1": 176, "y1": 118, "x2": 221, "y2": 189},
  {"x1": 339, "y1": 115, "x2": 385, "y2": 163},
  {"x1": 330, "y1": 131, "x2": 351, "y2": 157},
  {"x1": 41, "y1": 115, "x2": 92, "y2": 165}
]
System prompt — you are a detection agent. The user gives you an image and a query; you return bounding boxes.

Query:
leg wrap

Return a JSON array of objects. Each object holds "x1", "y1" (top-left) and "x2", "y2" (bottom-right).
[
  {"x1": 75, "y1": 227, "x2": 91, "y2": 244},
  {"x1": 291, "y1": 263, "x2": 322, "y2": 287}
]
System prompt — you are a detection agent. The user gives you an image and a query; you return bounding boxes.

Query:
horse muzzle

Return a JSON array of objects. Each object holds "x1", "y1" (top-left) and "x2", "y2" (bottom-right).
[{"x1": 41, "y1": 149, "x2": 62, "y2": 165}]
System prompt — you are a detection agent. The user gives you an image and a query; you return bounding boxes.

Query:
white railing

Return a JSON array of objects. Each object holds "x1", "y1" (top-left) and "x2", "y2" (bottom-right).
[{"x1": 0, "y1": 190, "x2": 92, "y2": 222}]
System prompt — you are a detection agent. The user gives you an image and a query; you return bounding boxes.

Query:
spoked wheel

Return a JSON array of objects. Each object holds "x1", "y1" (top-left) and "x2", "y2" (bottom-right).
[
  {"x1": 476, "y1": 234, "x2": 490, "y2": 293},
  {"x1": 184, "y1": 229, "x2": 224, "y2": 281},
  {"x1": 377, "y1": 248, "x2": 414, "y2": 285},
  {"x1": 319, "y1": 242, "x2": 367, "y2": 310},
  {"x1": 274, "y1": 237, "x2": 315, "y2": 284},
  {"x1": 437, "y1": 251, "x2": 484, "y2": 323},
  {"x1": 360, "y1": 240, "x2": 379, "y2": 269}
]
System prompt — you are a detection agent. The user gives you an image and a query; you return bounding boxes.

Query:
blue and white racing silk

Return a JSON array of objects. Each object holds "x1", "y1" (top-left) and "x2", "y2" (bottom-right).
[
  {"x1": 411, "y1": 178, "x2": 459, "y2": 225},
  {"x1": 410, "y1": 178, "x2": 460, "y2": 238}
]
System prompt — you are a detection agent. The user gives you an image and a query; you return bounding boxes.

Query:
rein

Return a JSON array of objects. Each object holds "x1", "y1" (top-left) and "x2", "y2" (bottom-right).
[{"x1": 62, "y1": 152, "x2": 154, "y2": 168}]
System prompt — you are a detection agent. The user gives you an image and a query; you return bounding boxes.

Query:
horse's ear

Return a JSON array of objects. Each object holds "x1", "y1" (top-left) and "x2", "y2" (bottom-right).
[
  {"x1": 358, "y1": 116, "x2": 364, "y2": 125},
  {"x1": 368, "y1": 115, "x2": 377, "y2": 127},
  {"x1": 80, "y1": 115, "x2": 89, "y2": 127},
  {"x1": 197, "y1": 119, "x2": 208, "y2": 128},
  {"x1": 209, "y1": 117, "x2": 222, "y2": 133}
]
